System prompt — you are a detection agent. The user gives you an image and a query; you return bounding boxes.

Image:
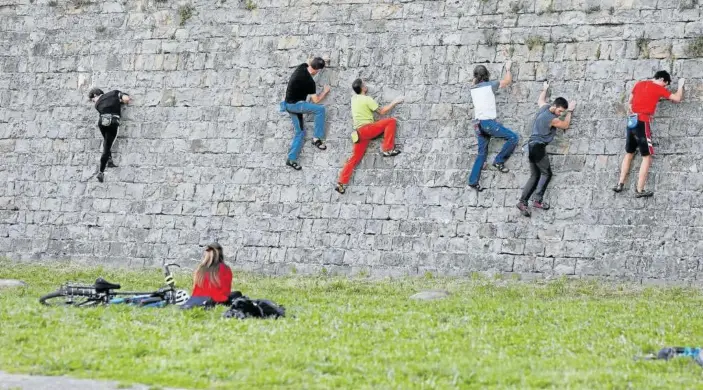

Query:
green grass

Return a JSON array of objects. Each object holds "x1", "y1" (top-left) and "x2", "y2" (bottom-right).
[{"x1": 2, "y1": 262, "x2": 703, "y2": 389}]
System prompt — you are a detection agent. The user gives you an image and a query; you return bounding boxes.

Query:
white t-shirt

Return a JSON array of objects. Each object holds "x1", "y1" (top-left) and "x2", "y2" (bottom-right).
[{"x1": 470, "y1": 80, "x2": 500, "y2": 120}]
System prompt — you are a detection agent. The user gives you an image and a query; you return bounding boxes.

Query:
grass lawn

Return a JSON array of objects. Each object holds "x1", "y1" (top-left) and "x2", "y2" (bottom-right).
[{"x1": 1, "y1": 261, "x2": 703, "y2": 389}]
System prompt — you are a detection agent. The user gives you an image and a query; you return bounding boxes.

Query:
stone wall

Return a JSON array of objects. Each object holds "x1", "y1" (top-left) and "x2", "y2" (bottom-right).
[{"x1": 1, "y1": 0, "x2": 702, "y2": 282}]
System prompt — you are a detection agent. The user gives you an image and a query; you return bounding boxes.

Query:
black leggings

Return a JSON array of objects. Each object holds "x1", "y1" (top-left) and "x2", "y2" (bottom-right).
[
  {"x1": 520, "y1": 143, "x2": 552, "y2": 203},
  {"x1": 99, "y1": 123, "x2": 118, "y2": 172}
]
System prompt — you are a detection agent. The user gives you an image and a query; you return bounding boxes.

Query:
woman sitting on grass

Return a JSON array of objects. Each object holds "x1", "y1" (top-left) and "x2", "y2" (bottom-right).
[{"x1": 181, "y1": 242, "x2": 233, "y2": 309}]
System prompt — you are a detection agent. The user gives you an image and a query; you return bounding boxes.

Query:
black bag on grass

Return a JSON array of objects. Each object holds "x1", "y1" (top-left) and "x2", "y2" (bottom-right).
[{"x1": 223, "y1": 296, "x2": 285, "y2": 319}]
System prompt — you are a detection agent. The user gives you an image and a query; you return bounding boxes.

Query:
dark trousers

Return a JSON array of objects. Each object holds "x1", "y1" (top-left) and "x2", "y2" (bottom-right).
[
  {"x1": 180, "y1": 291, "x2": 243, "y2": 310},
  {"x1": 520, "y1": 143, "x2": 552, "y2": 203},
  {"x1": 99, "y1": 123, "x2": 119, "y2": 172}
]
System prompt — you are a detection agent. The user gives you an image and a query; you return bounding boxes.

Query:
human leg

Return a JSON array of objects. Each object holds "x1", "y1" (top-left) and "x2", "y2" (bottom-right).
[
  {"x1": 468, "y1": 123, "x2": 490, "y2": 188},
  {"x1": 482, "y1": 121, "x2": 518, "y2": 170},
  {"x1": 285, "y1": 108, "x2": 306, "y2": 165},
  {"x1": 100, "y1": 124, "x2": 118, "y2": 173},
  {"x1": 107, "y1": 121, "x2": 119, "y2": 168},
  {"x1": 97, "y1": 124, "x2": 118, "y2": 182},
  {"x1": 615, "y1": 125, "x2": 640, "y2": 192},
  {"x1": 520, "y1": 162, "x2": 541, "y2": 200},
  {"x1": 296, "y1": 101, "x2": 327, "y2": 149},
  {"x1": 614, "y1": 153, "x2": 634, "y2": 192},
  {"x1": 636, "y1": 155, "x2": 653, "y2": 195},
  {"x1": 376, "y1": 117, "x2": 398, "y2": 152},
  {"x1": 338, "y1": 140, "x2": 370, "y2": 187},
  {"x1": 532, "y1": 154, "x2": 553, "y2": 208},
  {"x1": 635, "y1": 121, "x2": 654, "y2": 197}
]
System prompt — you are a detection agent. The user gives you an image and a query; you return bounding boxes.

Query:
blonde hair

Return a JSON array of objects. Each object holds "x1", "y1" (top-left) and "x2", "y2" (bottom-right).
[{"x1": 194, "y1": 244, "x2": 224, "y2": 288}]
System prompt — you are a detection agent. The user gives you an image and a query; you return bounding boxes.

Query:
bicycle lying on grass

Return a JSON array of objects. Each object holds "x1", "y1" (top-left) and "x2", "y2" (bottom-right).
[{"x1": 39, "y1": 262, "x2": 190, "y2": 307}]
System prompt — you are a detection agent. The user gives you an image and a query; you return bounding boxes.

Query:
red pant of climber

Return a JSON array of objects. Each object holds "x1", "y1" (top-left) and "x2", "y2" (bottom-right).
[{"x1": 338, "y1": 118, "x2": 397, "y2": 185}]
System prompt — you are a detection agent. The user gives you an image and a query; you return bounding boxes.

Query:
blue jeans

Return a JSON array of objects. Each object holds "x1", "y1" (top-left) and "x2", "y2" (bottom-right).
[
  {"x1": 283, "y1": 101, "x2": 326, "y2": 162},
  {"x1": 468, "y1": 119, "x2": 519, "y2": 185}
]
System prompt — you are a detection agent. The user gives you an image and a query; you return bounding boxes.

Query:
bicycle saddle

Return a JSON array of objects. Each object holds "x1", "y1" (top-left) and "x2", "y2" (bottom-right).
[{"x1": 94, "y1": 278, "x2": 121, "y2": 292}]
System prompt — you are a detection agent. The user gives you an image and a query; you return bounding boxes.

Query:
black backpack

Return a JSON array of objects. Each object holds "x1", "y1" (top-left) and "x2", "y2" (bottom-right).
[{"x1": 223, "y1": 296, "x2": 286, "y2": 319}]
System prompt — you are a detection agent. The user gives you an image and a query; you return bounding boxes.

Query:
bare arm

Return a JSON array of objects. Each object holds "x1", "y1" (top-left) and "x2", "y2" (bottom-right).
[
  {"x1": 538, "y1": 81, "x2": 549, "y2": 107},
  {"x1": 627, "y1": 93, "x2": 633, "y2": 114},
  {"x1": 551, "y1": 101, "x2": 577, "y2": 130},
  {"x1": 377, "y1": 97, "x2": 404, "y2": 115},
  {"x1": 310, "y1": 85, "x2": 331, "y2": 103},
  {"x1": 499, "y1": 61, "x2": 512, "y2": 89},
  {"x1": 668, "y1": 78, "x2": 685, "y2": 103}
]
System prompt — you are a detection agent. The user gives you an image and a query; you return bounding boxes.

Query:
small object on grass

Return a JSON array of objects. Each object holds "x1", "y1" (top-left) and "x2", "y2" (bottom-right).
[
  {"x1": 0, "y1": 279, "x2": 26, "y2": 289},
  {"x1": 636, "y1": 347, "x2": 703, "y2": 368},
  {"x1": 223, "y1": 296, "x2": 286, "y2": 319},
  {"x1": 409, "y1": 290, "x2": 450, "y2": 301}
]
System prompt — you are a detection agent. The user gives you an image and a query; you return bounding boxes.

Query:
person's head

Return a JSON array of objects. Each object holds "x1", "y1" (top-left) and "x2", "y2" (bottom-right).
[
  {"x1": 88, "y1": 87, "x2": 104, "y2": 102},
  {"x1": 308, "y1": 57, "x2": 326, "y2": 76},
  {"x1": 473, "y1": 65, "x2": 490, "y2": 84},
  {"x1": 653, "y1": 70, "x2": 672, "y2": 86},
  {"x1": 551, "y1": 97, "x2": 569, "y2": 116},
  {"x1": 352, "y1": 78, "x2": 367, "y2": 95},
  {"x1": 193, "y1": 242, "x2": 225, "y2": 288}
]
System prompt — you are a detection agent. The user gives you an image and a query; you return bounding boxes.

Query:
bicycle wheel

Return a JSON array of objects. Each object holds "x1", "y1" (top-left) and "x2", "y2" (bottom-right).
[{"x1": 39, "y1": 291, "x2": 101, "y2": 307}]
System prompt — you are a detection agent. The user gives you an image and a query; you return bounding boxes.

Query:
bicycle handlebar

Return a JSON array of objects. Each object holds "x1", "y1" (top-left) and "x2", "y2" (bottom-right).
[{"x1": 162, "y1": 262, "x2": 181, "y2": 288}]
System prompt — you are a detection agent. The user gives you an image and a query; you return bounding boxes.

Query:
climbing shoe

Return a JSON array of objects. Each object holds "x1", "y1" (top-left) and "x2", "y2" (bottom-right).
[
  {"x1": 635, "y1": 190, "x2": 653, "y2": 198},
  {"x1": 469, "y1": 183, "x2": 485, "y2": 192},
  {"x1": 612, "y1": 183, "x2": 624, "y2": 193},
  {"x1": 335, "y1": 183, "x2": 346, "y2": 194},
  {"x1": 107, "y1": 157, "x2": 118, "y2": 168},
  {"x1": 382, "y1": 149, "x2": 401, "y2": 157},
  {"x1": 286, "y1": 160, "x2": 302, "y2": 170},
  {"x1": 517, "y1": 202, "x2": 531, "y2": 217},
  {"x1": 493, "y1": 163, "x2": 509, "y2": 173},
  {"x1": 312, "y1": 138, "x2": 327, "y2": 150},
  {"x1": 533, "y1": 200, "x2": 550, "y2": 210},
  {"x1": 97, "y1": 172, "x2": 104, "y2": 183}
]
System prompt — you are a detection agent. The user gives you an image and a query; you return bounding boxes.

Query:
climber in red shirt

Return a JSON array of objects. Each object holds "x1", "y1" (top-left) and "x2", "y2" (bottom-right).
[
  {"x1": 613, "y1": 71, "x2": 684, "y2": 198},
  {"x1": 182, "y1": 242, "x2": 233, "y2": 308}
]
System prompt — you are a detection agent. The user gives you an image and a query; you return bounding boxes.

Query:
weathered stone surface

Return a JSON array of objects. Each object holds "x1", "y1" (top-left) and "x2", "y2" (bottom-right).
[
  {"x1": 0, "y1": 0, "x2": 701, "y2": 282},
  {"x1": 0, "y1": 280, "x2": 26, "y2": 289},
  {"x1": 410, "y1": 290, "x2": 451, "y2": 301}
]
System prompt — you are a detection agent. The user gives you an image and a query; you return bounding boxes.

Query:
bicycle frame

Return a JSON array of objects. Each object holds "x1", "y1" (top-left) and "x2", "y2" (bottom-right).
[{"x1": 40, "y1": 262, "x2": 183, "y2": 307}]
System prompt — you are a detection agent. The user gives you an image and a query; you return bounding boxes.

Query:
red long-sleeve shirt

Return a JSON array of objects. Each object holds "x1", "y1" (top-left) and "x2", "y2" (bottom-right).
[{"x1": 191, "y1": 263, "x2": 232, "y2": 303}]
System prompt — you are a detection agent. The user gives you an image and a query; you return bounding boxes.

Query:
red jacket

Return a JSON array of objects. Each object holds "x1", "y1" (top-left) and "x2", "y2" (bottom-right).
[{"x1": 191, "y1": 263, "x2": 232, "y2": 303}]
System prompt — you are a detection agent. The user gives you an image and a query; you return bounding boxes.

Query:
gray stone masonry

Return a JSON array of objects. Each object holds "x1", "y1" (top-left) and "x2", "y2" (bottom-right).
[{"x1": 0, "y1": 0, "x2": 702, "y2": 283}]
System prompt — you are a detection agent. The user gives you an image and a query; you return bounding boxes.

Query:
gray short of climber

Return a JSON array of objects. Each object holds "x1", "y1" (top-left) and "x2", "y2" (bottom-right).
[
  {"x1": 280, "y1": 57, "x2": 331, "y2": 171},
  {"x1": 517, "y1": 81, "x2": 576, "y2": 217},
  {"x1": 88, "y1": 88, "x2": 131, "y2": 183}
]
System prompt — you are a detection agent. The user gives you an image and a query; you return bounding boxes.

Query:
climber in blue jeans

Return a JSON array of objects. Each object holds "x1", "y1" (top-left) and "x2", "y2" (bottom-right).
[
  {"x1": 281, "y1": 57, "x2": 331, "y2": 170},
  {"x1": 467, "y1": 61, "x2": 519, "y2": 191}
]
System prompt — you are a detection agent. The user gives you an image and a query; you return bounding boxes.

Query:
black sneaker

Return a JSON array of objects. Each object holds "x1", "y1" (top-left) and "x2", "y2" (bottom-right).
[
  {"x1": 493, "y1": 163, "x2": 509, "y2": 173},
  {"x1": 107, "y1": 158, "x2": 118, "y2": 168},
  {"x1": 97, "y1": 172, "x2": 104, "y2": 183},
  {"x1": 635, "y1": 190, "x2": 653, "y2": 198},
  {"x1": 612, "y1": 183, "x2": 624, "y2": 193},
  {"x1": 286, "y1": 160, "x2": 302, "y2": 170},
  {"x1": 469, "y1": 183, "x2": 485, "y2": 192},
  {"x1": 517, "y1": 202, "x2": 531, "y2": 217},
  {"x1": 382, "y1": 149, "x2": 401, "y2": 157}
]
